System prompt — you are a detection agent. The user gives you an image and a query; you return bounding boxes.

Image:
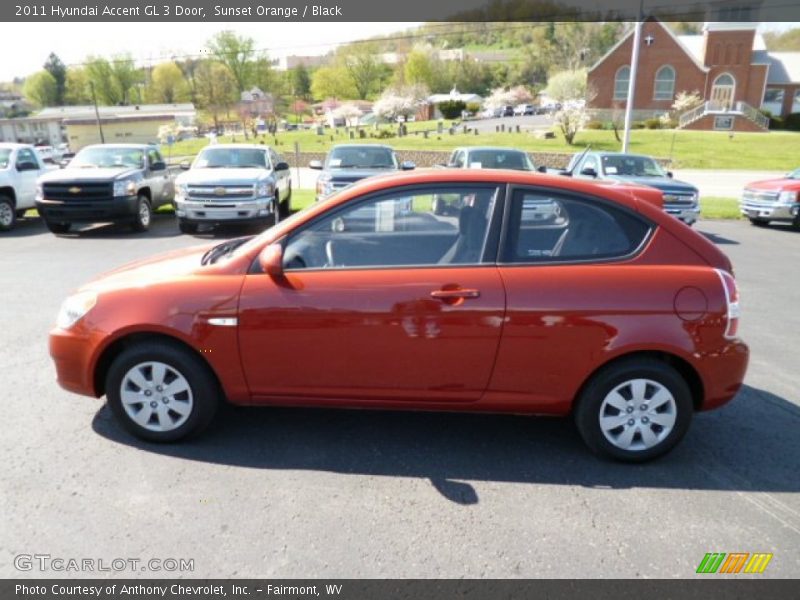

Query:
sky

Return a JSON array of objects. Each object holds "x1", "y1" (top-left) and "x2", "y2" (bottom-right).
[{"x1": 0, "y1": 22, "x2": 422, "y2": 81}]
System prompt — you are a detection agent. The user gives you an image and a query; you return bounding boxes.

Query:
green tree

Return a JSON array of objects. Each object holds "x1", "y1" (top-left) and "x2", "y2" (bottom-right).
[
  {"x1": 310, "y1": 64, "x2": 358, "y2": 100},
  {"x1": 195, "y1": 61, "x2": 237, "y2": 130},
  {"x1": 43, "y1": 53, "x2": 66, "y2": 105},
  {"x1": 340, "y1": 44, "x2": 384, "y2": 100},
  {"x1": 86, "y1": 57, "x2": 119, "y2": 104},
  {"x1": 64, "y1": 67, "x2": 91, "y2": 105},
  {"x1": 290, "y1": 64, "x2": 311, "y2": 100},
  {"x1": 23, "y1": 70, "x2": 58, "y2": 107},
  {"x1": 207, "y1": 31, "x2": 255, "y2": 93},
  {"x1": 145, "y1": 62, "x2": 189, "y2": 104},
  {"x1": 111, "y1": 55, "x2": 140, "y2": 105},
  {"x1": 403, "y1": 50, "x2": 436, "y2": 89}
]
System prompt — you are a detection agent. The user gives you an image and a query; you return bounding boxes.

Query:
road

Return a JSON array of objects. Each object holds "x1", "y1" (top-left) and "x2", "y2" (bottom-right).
[{"x1": 0, "y1": 216, "x2": 798, "y2": 578}]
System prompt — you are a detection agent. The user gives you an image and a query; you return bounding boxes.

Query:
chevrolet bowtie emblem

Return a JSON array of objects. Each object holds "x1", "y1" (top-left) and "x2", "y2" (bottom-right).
[
  {"x1": 68, "y1": 186, "x2": 81, "y2": 194},
  {"x1": 214, "y1": 187, "x2": 226, "y2": 196}
]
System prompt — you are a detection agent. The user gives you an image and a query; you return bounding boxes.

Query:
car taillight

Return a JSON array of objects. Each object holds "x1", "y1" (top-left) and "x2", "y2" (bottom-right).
[{"x1": 715, "y1": 269, "x2": 740, "y2": 339}]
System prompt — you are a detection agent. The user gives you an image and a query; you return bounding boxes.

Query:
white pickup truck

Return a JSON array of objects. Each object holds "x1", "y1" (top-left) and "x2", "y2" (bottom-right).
[{"x1": 0, "y1": 143, "x2": 54, "y2": 231}]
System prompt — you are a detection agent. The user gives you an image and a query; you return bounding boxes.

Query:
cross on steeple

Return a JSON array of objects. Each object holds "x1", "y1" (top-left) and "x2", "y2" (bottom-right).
[{"x1": 644, "y1": 35, "x2": 655, "y2": 46}]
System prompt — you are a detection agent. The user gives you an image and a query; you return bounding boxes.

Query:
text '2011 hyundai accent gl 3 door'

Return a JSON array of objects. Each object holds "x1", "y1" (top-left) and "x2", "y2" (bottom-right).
[{"x1": 238, "y1": 184, "x2": 507, "y2": 404}]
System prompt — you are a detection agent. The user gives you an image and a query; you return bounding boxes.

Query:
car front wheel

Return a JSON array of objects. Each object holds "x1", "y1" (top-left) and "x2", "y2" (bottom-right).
[
  {"x1": 106, "y1": 341, "x2": 220, "y2": 442},
  {"x1": 130, "y1": 195, "x2": 152, "y2": 232},
  {"x1": 0, "y1": 196, "x2": 16, "y2": 231},
  {"x1": 574, "y1": 358, "x2": 693, "y2": 462},
  {"x1": 178, "y1": 220, "x2": 198, "y2": 234},
  {"x1": 749, "y1": 217, "x2": 769, "y2": 227},
  {"x1": 45, "y1": 220, "x2": 71, "y2": 234}
]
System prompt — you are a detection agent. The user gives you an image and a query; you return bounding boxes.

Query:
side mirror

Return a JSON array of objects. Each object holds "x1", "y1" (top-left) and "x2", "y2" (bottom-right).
[
  {"x1": 16, "y1": 161, "x2": 39, "y2": 172},
  {"x1": 536, "y1": 165, "x2": 547, "y2": 173},
  {"x1": 150, "y1": 161, "x2": 167, "y2": 172},
  {"x1": 580, "y1": 167, "x2": 597, "y2": 178},
  {"x1": 258, "y1": 243, "x2": 284, "y2": 277},
  {"x1": 180, "y1": 160, "x2": 191, "y2": 170},
  {"x1": 275, "y1": 161, "x2": 290, "y2": 172},
  {"x1": 666, "y1": 171, "x2": 673, "y2": 179},
  {"x1": 400, "y1": 161, "x2": 415, "y2": 171},
  {"x1": 308, "y1": 160, "x2": 323, "y2": 170}
]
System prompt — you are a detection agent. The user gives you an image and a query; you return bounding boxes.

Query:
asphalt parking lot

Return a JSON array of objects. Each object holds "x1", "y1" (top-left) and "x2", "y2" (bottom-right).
[{"x1": 1, "y1": 214, "x2": 798, "y2": 578}]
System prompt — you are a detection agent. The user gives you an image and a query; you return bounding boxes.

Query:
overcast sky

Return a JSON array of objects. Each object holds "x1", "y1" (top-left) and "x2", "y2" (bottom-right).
[{"x1": 0, "y1": 22, "x2": 421, "y2": 81}]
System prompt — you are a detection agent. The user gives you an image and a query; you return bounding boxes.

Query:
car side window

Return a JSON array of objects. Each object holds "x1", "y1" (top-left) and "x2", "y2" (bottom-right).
[
  {"x1": 581, "y1": 155, "x2": 599, "y2": 174},
  {"x1": 17, "y1": 148, "x2": 39, "y2": 168},
  {"x1": 284, "y1": 186, "x2": 500, "y2": 270},
  {"x1": 147, "y1": 149, "x2": 163, "y2": 168},
  {"x1": 452, "y1": 151, "x2": 465, "y2": 168},
  {"x1": 501, "y1": 189, "x2": 651, "y2": 263}
]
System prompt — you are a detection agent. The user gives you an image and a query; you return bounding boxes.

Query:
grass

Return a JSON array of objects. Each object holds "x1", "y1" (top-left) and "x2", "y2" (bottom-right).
[
  {"x1": 167, "y1": 123, "x2": 800, "y2": 171},
  {"x1": 700, "y1": 196, "x2": 741, "y2": 219},
  {"x1": 291, "y1": 188, "x2": 315, "y2": 211}
]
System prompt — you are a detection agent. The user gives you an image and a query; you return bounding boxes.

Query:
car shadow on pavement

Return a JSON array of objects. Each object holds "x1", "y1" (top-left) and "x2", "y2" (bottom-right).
[
  {"x1": 698, "y1": 229, "x2": 740, "y2": 245},
  {"x1": 91, "y1": 383, "x2": 800, "y2": 505}
]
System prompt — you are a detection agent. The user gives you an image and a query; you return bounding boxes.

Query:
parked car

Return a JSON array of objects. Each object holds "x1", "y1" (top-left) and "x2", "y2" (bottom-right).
[
  {"x1": 309, "y1": 144, "x2": 414, "y2": 202},
  {"x1": 36, "y1": 144, "x2": 175, "y2": 234},
  {"x1": 740, "y1": 168, "x2": 800, "y2": 228},
  {"x1": 481, "y1": 107, "x2": 503, "y2": 119},
  {"x1": 501, "y1": 105, "x2": 515, "y2": 117},
  {"x1": 0, "y1": 143, "x2": 55, "y2": 231},
  {"x1": 569, "y1": 152, "x2": 701, "y2": 226},
  {"x1": 514, "y1": 104, "x2": 536, "y2": 116},
  {"x1": 174, "y1": 144, "x2": 291, "y2": 234},
  {"x1": 48, "y1": 169, "x2": 747, "y2": 462}
]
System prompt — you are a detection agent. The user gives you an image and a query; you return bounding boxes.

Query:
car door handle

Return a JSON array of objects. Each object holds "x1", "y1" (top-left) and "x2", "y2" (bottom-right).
[{"x1": 430, "y1": 288, "x2": 481, "y2": 300}]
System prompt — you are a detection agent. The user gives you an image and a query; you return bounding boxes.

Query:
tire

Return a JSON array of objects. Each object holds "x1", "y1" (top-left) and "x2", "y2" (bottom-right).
[
  {"x1": 792, "y1": 212, "x2": 800, "y2": 231},
  {"x1": 0, "y1": 195, "x2": 16, "y2": 232},
  {"x1": 45, "y1": 220, "x2": 71, "y2": 234},
  {"x1": 574, "y1": 358, "x2": 693, "y2": 462},
  {"x1": 178, "y1": 220, "x2": 198, "y2": 235},
  {"x1": 749, "y1": 217, "x2": 769, "y2": 227},
  {"x1": 105, "y1": 340, "x2": 220, "y2": 443},
  {"x1": 279, "y1": 185, "x2": 292, "y2": 218},
  {"x1": 16, "y1": 208, "x2": 27, "y2": 219},
  {"x1": 130, "y1": 194, "x2": 152, "y2": 232}
]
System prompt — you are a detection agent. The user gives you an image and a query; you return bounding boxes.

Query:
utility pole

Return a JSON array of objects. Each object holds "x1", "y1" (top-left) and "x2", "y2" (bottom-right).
[
  {"x1": 89, "y1": 81, "x2": 105, "y2": 144},
  {"x1": 622, "y1": 0, "x2": 644, "y2": 153}
]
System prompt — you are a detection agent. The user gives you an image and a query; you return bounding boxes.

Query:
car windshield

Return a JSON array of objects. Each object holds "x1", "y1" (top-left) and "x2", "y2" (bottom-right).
[
  {"x1": 786, "y1": 168, "x2": 800, "y2": 179},
  {"x1": 194, "y1": 148, "x2": 269, "y2": 169},
  {"x1": 326, "y1": 147, "x2": 397, "y2": 169},
  {"x1": 71, "y1": 146, "x2": 145, "y2": 169},
  {"x1": 0, "y1": 149, "x2": 11, "y2": 169},
  {"x1": 467, "y1": 150, "x2": 534, "y2": 171},
  {"x1": 601, "y1": 155, "x2": 666, "y2": 178}
]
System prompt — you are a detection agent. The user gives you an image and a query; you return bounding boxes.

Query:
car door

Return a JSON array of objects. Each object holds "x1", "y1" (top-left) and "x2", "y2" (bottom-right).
[
  {"x1": 489, "y1": 187, "x2": 654, "y2": 411},
  {"x1": 14, "y1": 148, "x2": 42, "y2": 208},
  {"x1": 270, "y1": 149, "x2": 287, "y2": 199},
  {"x1": 146, "y1": 148, "x2": 172, "y2": 206},
  {"x1": 238, "y1": 183, "x2": 507, "y2": 403}
]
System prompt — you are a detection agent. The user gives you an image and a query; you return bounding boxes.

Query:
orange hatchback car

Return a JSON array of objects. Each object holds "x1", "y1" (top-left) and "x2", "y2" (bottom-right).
[{"x1": 49, "y1": 170, "x2": 748, "y2": 461}]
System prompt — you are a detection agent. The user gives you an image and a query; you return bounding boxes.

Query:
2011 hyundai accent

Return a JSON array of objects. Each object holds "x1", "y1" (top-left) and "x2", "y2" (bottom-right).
[{"x1": 49, "y1": 170, "x2": 748, "y2": 461}]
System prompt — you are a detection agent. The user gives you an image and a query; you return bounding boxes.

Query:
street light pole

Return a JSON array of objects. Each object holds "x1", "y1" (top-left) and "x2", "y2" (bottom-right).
[
  {"x1": 622, "y1": 1, "x2": 644, "y2": 153},
  {"x1": 89, "y1": 81, "x2": 105, "y2": 144}
]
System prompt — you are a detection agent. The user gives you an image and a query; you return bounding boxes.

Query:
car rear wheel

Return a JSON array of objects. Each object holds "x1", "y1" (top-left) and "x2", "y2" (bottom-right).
[
  {"x1": 106, "y1": 341, "x2": 220, "y2": 442},
  {"x1": 0, "y1": 196, "x2": 16, "y2": 231},
  {"x1": 130, "y1": 195, "x2": 152, "y2": 232},
  {"x1": 574, "y1": 358, "x2": 693, "y2": 462},
  {"x1": 279, "y1": 185, "x2": 292, "y2": 218},
  {"x1": 748, "y1": 217, "x2": 769, "y2": 227},
  {"x1": 178, "y1": 220, "x2": 198, "y2": 234},
  {"x1": 44, "y1": 220, "x2": 71, "y2": 234}
]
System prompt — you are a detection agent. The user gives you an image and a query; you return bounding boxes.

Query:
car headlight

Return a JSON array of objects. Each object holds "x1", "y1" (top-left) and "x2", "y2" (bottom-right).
[
  {"x1": 113, "y1": 178, "x2": 137, "y2": 197},
  {"x1": 176, "y1": 183, "x2": 189, "y2": 197},
  {"x1": 316, "y1": 175, "x2": 333, "y2": 197},
  {"x1": 689, "y1": 192, "x2": 699, "y2": 203},
  {"x1": 255, "y1": 181, "x2": 275, "y2": 198},
  {"x1": 35, "y1": 183, "x2": 43, "y2": 201},
  {"x1": 778, "y1": 190, "x2": 798, "y2": 205},
  {"x1": 56, "y1": 290, "x2": 97, "y2": 330}
]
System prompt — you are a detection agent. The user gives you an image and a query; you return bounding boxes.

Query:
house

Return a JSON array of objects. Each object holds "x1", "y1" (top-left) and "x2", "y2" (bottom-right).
[
  {"x1": 587, "y1": 19, "x2": 800, "y2": 131},
  {"x1": 421, "y1": 87, "x2": 484, "y2": 119}
]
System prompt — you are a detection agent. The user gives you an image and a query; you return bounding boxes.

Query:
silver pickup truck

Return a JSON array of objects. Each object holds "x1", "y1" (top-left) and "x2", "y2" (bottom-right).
[
  {"x1": 36, "y1": 143, "x2": 175, "y2": 234},
  {"x1": 174, "y1": 144, "x2": 291, "y2": 234}
]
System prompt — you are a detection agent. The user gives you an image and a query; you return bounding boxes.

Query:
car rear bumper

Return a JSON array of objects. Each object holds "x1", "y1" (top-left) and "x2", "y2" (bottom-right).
[
  {"x1": 36, "y1": 194, "x2": 139, "y2": 222},
  {"x1": 698, "y1": 339, "x2": 750, "y2": 411}
]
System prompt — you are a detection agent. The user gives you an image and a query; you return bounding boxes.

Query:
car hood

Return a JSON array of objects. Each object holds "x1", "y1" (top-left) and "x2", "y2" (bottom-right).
[
  {"x1": 606, "y1": 175, "x2": 697, "y2": 194},
  {"x1": 323, "y1": 168, "x2": 396, "y2": 182},
  {"x1": 745, "y1": 177, "x2": 800, "y2": 191},
  {"x1": 39, "y1": 166, "x2": 139, "y2": 182},
  {"x1": 176, "y1": 167, "x2": 268, "y2": 185},
  {"x1": 82, "y1": 244, "x2": 217, "y2": 293}
]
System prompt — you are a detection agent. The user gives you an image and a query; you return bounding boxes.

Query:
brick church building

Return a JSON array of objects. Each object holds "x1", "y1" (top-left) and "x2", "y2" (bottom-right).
[{"x1": 587, "y1": 19, "x2": 800, "y2": 131}]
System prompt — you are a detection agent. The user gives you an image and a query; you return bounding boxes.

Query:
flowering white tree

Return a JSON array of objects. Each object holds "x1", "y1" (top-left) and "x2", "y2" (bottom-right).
[
  {"x1": 332, "y1": 102, "x2": 363, "y2": 127},
  {"x1": 544, "y1": 69, "x2": 595, "y2": 145},
  {"x1": 373, "y1": 84, "x2": 429, "y2": 122},
  {"x1": 484, "y1": 85, "x2": 534, "y2": 110}
]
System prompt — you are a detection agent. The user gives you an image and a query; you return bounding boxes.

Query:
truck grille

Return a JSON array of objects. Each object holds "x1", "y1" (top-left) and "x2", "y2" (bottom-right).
[
  {"x1": 662, "y1": 193, "x2": 696, "y2": 207},
  {"x1": 741, "y1": 189, "x2": 779, "y2": 207},
  {"x1": 187, "y1": 185, "x2": 254, "y2": 200},
  {"x1": 42, "y1": 181, "x2": 113, "y2": 202}
]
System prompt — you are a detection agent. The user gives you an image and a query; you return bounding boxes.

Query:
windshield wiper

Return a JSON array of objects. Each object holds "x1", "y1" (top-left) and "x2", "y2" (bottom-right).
[{"x1": 201, "y1": 236, "x2": 254, "y2": 266}]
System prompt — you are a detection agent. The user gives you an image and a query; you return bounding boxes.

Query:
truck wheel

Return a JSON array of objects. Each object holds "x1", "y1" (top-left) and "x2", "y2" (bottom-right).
[
  {"x1": 16, "y1": 209, "x2": 27, "y2": 219},
  {"x1": 0, "y1": 196, "x2": 16, "y2": 231},
  {"x1": 130, "y1": 195, "x2": 152, "y2": 232},
  {"x1": 279, "y1": 185, "x2": 292, "y2": 218},
  {"x1": 749, "y1": 217, "x2": 769, "y2": 227},
  {"x1": 574, "y1": 358, "x2": 693, "y2": 462},
  {"x1": 178, "y1": 220, "x2": 198, "y2": 234},
  {"x1": 45, "y1": 220, "x2": 71, "y2": 234}
]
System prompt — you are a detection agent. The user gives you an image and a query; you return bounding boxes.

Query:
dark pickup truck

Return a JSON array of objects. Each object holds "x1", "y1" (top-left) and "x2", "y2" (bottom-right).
[{"x1": 36, "y1": 143, "x2": 175, "y2": 234}]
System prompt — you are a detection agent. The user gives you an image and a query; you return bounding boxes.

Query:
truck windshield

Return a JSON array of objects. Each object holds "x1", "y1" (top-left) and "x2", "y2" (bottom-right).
[
  {"x1": 71, "y1": 147, "x2": 144, "y2": 169},
  {"x1": 194, "y1": 148, "x2": 269, "y2": 169},
  {"x1": 0, "y1": 149, "x2": 10, "y2": 169},
  {"x1": 467, "y1": 150, "x2": 534, "y2": 170},
  {"x1": 601, "y1": 155, "x2": 666, "y2": 178},
  {"x1": 326, "y1": 147, "x2": 397, "y2": 169}
]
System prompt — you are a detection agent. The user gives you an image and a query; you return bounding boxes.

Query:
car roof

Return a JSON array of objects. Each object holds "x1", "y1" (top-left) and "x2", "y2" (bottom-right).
[
  {"x1": 329, "y1": 144, "x2": 395, "y2": 151},
  {"x1": 0, "y1": 143, "x2": 32, "y2": 150},
  {"x1": 460, "y1": 146, "x2": 530, "y2": 154},
  {"x1": 591, "y1": 151, "x2": 654, "y2": 160},
  {"x1": 81, "y1": 143, "x2": 155, "y2": 150},
  {"x1": 200, "y1": 143, "x2": 272, "y2": 150}
]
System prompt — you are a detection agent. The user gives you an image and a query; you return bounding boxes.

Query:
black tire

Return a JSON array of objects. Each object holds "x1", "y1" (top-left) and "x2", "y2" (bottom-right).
[
  {"x1": 792, "y1": 212, "x2": 800, "y2": 231},
  {"x1": 130, "y1": 195, "x2": 152, "y2": 232},
  {"x1": 45, "y1": 220, "x2": 71, "y2": 234},
  {"x1": 574, "y1": 358, "x2": 693, "y2": 462},
  {"x1": 16, "y1": 208, "x2": 27, "y2": 219},
  {"x1": 749, "y1": 217, "x2": 769, "y2": 227},
  {"x1": 178, "y1": 220, "x2": 198, "y2": 235},
  {"x1": 0, "y1": 195, "x2": 16, "y2": 232},
  {"x1": 105, "y1": 340, "x2": 220, "y2": 443},
  {"x1": 279, "y1": 185, "x2": 292, "y2": 218}
]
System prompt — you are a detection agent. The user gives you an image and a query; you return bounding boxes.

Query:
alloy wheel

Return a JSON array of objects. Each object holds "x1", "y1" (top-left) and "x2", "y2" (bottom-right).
[{"x1": 598, "y1": 378, "x2": 677, "y2": 451}]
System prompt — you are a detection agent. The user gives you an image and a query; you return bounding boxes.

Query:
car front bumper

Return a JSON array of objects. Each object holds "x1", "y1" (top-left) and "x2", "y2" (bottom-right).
[
  {"x1": 739, "y1": 200, "x2": 798, "y2": 222},
  {"x1": 175, "y1": 197, "x2": 275, "y2": 224},
  {"x1": 35, "y1": 194, "x2": 139, "y2": 222},
  {"x1": 664, "y1": 204, "x2": 701, "y2": 224}
]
